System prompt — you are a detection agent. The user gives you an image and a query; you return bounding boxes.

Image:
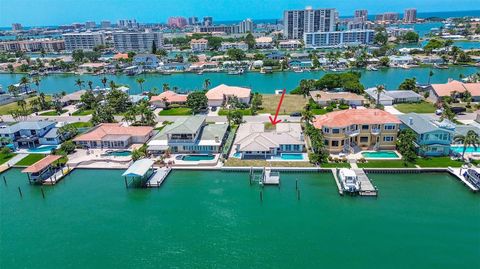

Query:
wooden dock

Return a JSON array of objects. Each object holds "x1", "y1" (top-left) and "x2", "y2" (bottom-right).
[
  {"x1": 146, "y1": 167, "x2": 171, "y2": 188},
  {"x1": 331, "y1": 169, "x2": 344, "y2": 195},
  {"x1": 43, "y1": 167, "x2": 72, "y2": 185},
  {"x1": 447, "y1": 167, "x2": 479, "y2": 192},
  {"x1": 262, "y1": 168, "x2": 280, "y2": 185},
  {"x1": 353, "y1": 169, "x2": 378, "y2": 196}
]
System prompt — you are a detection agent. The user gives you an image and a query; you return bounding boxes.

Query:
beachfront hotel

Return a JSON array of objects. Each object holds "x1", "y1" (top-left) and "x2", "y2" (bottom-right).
[
  {"x1": 147, "y1": 115, "x2": 228, "y2": 155},
  {"x1": 313, "y1": 109, "x2": 401, "y2": 154},
  {"x1": 73, "y1": 123, "x2": 154, "y2": 149}
]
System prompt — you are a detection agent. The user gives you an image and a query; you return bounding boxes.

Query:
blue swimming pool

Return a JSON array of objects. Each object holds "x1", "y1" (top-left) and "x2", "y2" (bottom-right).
[
  {"x1": 105, "y1": 150, "x2": 132, "y2": 157},
  {"x1": 232, "y1": 152, "x2": 242, "y2": 158},
  {"x1": 361, "y1": 151, "x2": 400, "y2": 159},
  {"x1": 27, "y1": 145, "x2": 58, "y2": 153},
  {"x1": 451, "y1": 146, "x2": 480, "y2": 154},
  {"x1": 270, "y1": 153, "x2": 306, "y2": 161},
  {"x1": 177, "y1": 154, "x2": 215, "y2": 161}
]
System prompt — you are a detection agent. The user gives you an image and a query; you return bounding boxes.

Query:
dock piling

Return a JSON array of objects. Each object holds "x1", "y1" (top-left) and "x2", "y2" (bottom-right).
[
  {"x1": 124, "y1": 177, "x2": 128, "y2": 189},
  {"x1": 297, "y1": 189, "x2": 301, "y2": 200},
  {"x1": 3, "y1": 176, "x2": 6, "y2": 186},
  {"x1": 40, "y1": 187, "x2": 45, "y2": 199},
  {"x1": 295, "y1": 178, "x2": 298, "y2": 190},
  {"x1": 18, "y1": 187, "x2": 22, "y2": 198},
  {"x1": 260, "y1": 190, "x2": 263, "y2": 202}
]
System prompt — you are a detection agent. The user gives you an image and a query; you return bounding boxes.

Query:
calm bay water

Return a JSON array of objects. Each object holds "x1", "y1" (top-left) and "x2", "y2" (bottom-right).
[
  {"x1": 1, "y1": 66, "x2": 478, "y2": 95},
  {"x1": 0, "y1": 168, "x2": 479, "y2": 268}
]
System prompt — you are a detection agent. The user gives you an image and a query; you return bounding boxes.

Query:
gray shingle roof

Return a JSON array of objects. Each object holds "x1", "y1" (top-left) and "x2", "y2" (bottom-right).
[
  {"x1": 154, "y1": 115, "x2": 206, "y2": 139},
  {"x1": 0, "y1": 121, "x2": 55, "y2": 134},
  {"x1": 399, "y1": 113, "x2": 455, "y2": 134}
]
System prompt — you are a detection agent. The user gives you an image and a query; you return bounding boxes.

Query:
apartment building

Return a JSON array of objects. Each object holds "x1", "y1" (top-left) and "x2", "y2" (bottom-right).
[
  {"x1": 0, "y1": 39, "x2": 65, "y2": 52},
  {"x1": 168, "y1": 17, "x2": 188, "y2": 28},
  {"x1": 313, "y1": 109, "x2": 401, "y2": 153},
  {"x1": 283, "y1": 7, "x2": 337, "y2": 39},
  {"x1": 220, "y1": 41, "x2": 248, "y2": 51},
  {"x1": 113, "y1": 30, "x2": 163, "y2": 52},
  {"x1": 304, "y1": 29, "x2": 374, "y2": 48},
  {"x1": 62, "y1": 32, "x2": 105, "y2": 51},
  {"x1": 238, "y1": 19, "x2": 254, "y2": 33},
  {"x1": 190, "y1": 38, "x2": 209, "y2": 51},
  {"x1": 404, "y1": 9, "x2": 417, "y2": 23}
]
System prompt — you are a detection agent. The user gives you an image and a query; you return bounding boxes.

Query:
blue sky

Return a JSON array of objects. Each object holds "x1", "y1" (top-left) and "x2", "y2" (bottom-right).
[{"x1": 0, "y1": 0, "x2": 478, "y2": 26}]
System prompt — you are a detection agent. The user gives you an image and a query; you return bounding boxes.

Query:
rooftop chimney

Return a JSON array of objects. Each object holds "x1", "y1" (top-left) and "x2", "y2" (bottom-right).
[{"x1": 408, "y1": 117, "x2": 413, "y2": 125}]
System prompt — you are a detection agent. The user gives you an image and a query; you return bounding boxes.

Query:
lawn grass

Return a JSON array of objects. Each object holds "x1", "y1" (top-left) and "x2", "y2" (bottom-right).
[
  {"x1": 357, "y1": 160, "x2": 416, "y2": 168},
  {"x1": 394, "y1": 101, "x2": 436, "y2": 113},
  {"x1": 224, "y1": 158, "x2": 314, "y2": 167},
  {"x1": 15, "y1": 154, "x2": 46, "y2": 166},
  {"x1": 218, "y1": 108, "x2": 253, "y2": 116},
  {"x1": 159, "y1": 107, "x2": 192, "y2": 116},
  {"x1": 311, "y1": 108, "x2": 328, "y2": 115},
  {"x1": 258, "y1": 94, "x2": 307, "y2": 115},
  {"x1": 416, "y1": 157, "x2": 463, "y2": 168},
  {"x1": 321, "y1": 162, "x2": 351, "y2": 168},
  {"x1": 0, "y1": 95, "x2": 51, "y2": 115},
  {"x1": 39, "y1": 109, "x2": 68, "y2": 116},
  {"x1": 72, "y1": 109, "x2": 94, "y2": 116},
  {"x1": 66, "y1": 122, "x2": 93, "y2": 128},
  {"x1": 0, "y1": 152, "x2": 16, "y2": 165}
]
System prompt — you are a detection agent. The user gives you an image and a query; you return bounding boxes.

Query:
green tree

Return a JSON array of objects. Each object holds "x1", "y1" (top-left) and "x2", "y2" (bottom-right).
[
  {"x1": 72, "y1": 49, "x2": 85, "y2": 62},
  {"x1": 374, "y1": 85, "x2": 386, "y2": 108},
  {"x1": 75, "y1": 79, "x2": 84, "y2": 91},
  {"x1": 398, "y1": 78, "x2": 419, "y2": 92},
  {"x1": 186, "y1": 91, "x2": 208, "y2": 113},
  {"x1": 227, "y1": 110, "x2": 243, "y2": 125},
  {"x1": 428, "y1": 70, "x2": 434, "y2": 84},
  {"x1": 396, "y1": 129, "x2": 417, "y2": 164},
  {"x1": 80, "y1": 90, "x2": 97, "y2": 109},
  {"x1": 151, "y1": 40, "x2": 157, "y2": 54},
  {"x1": 32, "y1": 76, "x2": 41, "y2": 93},
  {"x1": 203, "y1": 79, "x2": 211, "y2": 90},
  {"x1": 19, "y1": 76, "x2": 30, "y2": 94},
  {"x1": 402, "y1": 31, "x2": 419, "y2": 43},
  {"x1": 91, "y1": 105, "x2": 115, "y2": 125},
  {"x1": 162, "y1": 83, "x2": 170, "y2": 92},
  {"x1": 374, "y1": 31, "x2": 388, "y2": 46},
  {"x1": 106, "y1": 89, "x2": 130, "y2": 114},
  {"x1": 8, "y1": 84, "x2": 19, "y2": 97},
  {"x1": 226, "y1": 48, "x2": 246, "y2": 61},
  {"x1": 453, "y1": 130, "x2": 480, "y2": 160},
  {"x1": 101, "y1": 76, "x2": 108, "y2": 88},
  {"x1": 136, "y1": 77, "x2": 145, "y2": 93},
  {"x1": 188, "y1": 54, "x2": 199, "y2": 62},
  {"x1": 245, "y1": 32, "x2": 256, "y2": 50}
]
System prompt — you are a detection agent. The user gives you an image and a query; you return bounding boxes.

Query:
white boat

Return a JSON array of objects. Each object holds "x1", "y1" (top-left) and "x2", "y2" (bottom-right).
[
  {"x1": 463, "y1": 168, "x2": 480, "y2": 188},
  {"x1": 338, "y1": 168, "x2": 360, "y2": 193},
  {"x1": 227, "y1": 68, "x2": 244, "y2": 75},
  {"x1": 367, "y1": 66, "x2": 378, "y2": 71}
]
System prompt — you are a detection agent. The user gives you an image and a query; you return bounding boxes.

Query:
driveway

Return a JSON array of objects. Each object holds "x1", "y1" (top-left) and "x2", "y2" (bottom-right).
[{"x1": 384, "y1": 106, "x2": 404, "y2": 115}]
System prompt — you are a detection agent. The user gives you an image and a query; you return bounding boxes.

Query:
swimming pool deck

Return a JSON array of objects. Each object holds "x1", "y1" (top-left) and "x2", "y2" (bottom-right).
[{"x1": 146, "y1": 167, "x2": 171, "y2": 188}]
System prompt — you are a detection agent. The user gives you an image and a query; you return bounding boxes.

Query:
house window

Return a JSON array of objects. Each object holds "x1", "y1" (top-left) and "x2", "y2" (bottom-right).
[
  {"x1": 332, "y1": 129, "x2": 340, "y2": 134},
  {"x1": 384, "y1": 124, "x2": 396, "y2": 130},
  {"x1": 361, "y1": 125, "x2": 369, "y2": 130},
  {"x1": 360, "y1": 137, "x2": 369, "y2": 143},
  {"x1": 332, "y1": 141, "x2": 339, "y2": 147},
  {"x1": 324, "y1": 140, "x2": 329, "y2": 146},
  {"x1": 323, "y1": 128, "x2": 329, "y2": 133},
  {"x1": 383, "y1": 136, "x2": 394, "y2": 142}
]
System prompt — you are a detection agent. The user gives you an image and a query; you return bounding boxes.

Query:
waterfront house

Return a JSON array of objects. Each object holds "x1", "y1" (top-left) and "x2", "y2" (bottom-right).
[
  {"x1": 147, "y1": 115, "x2": 228, "y2": 154},
  {"x1": 73, "y1": 123, "x2": 153, "y2": 149},
  {"x1": 288, "y1": 60, "x2": 313, "y2": 70},
  {"x1": 149, "y1": 90, "x2": 188, "y2": 108},
  {"x1": 365, "y1": 88, "x2": 422, "y2": 106},
  {"x1": 398, "y1": 113, "x2": 455, "y2": 156},
  {"x1": 133, "y1": 54, "x2": 160, "y2": 69},
  {"x1": 206, "y1": 84, "x2": 251, "y2": 107},
  {"x1": 0, "y1": 121, "x2": 58, "y2": 148},
  {"x1": 309, "y1": 90, "x2": 366, "y2": 106},
  {"x1": 388, "y1": 55, "x2": 414, "y2": 66},
  {"x1": 60, "y1": 90, "x2": 86, "y2": 106},
  {"x1": 313, "y1": 109, "x2": 401, "y2": 154},
  {"x1": 255, "y1": 36, "x2": 273, "y2": 49},
  {"x1": 220, "y1": 41, "x2": 248, "y2": 51},
  {"x1": 266, "y1": 51, "x2": 285, "y2": 60},
  {"x1": 428, "y1": 80, "x2": 480, "y2": 103},
  {"x1": 278, "y1": 40, "x2": 302, "y2": 49},
  {"x1": 232, "y1": 123, "x2": 305, "y2": 159},
  {"x1": 190, "y1": 38, "x2": 209, "y2": 52}
]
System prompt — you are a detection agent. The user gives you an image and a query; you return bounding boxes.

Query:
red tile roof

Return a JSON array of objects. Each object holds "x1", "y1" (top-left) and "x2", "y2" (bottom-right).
[
  {"x1": 150, "y1": 91, "x2": 187, "y2": 103},
  {"x1": 22, "y1": 155, "x2": 63, "y2": 173},
  {"x1": 431, "y1": 80, "x2": 480, "y2": 97},
  {"x1": 73, "y1": 123, "x2": 153, "y2": 142},
  {"x1": 313, "y1": 109, "x2": 400, "y2": 128}
]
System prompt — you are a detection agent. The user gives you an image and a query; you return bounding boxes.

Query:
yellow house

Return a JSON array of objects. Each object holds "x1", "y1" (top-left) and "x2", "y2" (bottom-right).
[{"x1": 313, "y1": 109, "x2": 401, "y2": 154}]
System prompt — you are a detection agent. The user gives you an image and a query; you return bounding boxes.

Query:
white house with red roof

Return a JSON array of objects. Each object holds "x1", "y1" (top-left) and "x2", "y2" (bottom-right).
[
  {"x1": 73, "y1": 123, "x2": 154, "y2": 149},
  {"x1": 205, "y1": 84, "x2": 251, "y2": 107},
  {"x1": 149, "y1": 90, "x2": 188, "y2": 108},
  {"x1": 428, "y1": 80, "x2": 480, "y2": 103}
]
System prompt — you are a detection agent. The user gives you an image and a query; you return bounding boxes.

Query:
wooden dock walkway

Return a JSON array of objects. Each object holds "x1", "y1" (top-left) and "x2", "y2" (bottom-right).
[
  {"x1": 262, "y1": 168, "x2": 280, "y2": 185},
  {"x1": 43, "y1": 167, "x2": 72, "y2": 185},
  {"x1": 146, "y1": 167, "x2": 171, "y2": 188},
  {"x1": 353, "y1": 169, "x2": 378, "y2": 196},
  {"x1": 447, "y1": 167, "x2": 479, "y2": 192},
  {"x1": 331, "y1": 169, "x2": 344, "y2": 196}
]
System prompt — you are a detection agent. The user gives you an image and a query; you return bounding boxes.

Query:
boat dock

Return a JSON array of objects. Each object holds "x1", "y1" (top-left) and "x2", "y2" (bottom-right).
[
  {"x1": 262, "y1": 167, "x2": 280, "y2": 185},
  {"x1": 447, "y1": 167, "x2": 479, "y2": 192},
  {"x1": 146, "y1": 167, "x2": 171, "y2": 188},
  {"x1": 354, "y1": 169, "x2": 378, "y2": 196},
  {"x1": 331, "y1": 168, "x2": 344, "y2": 195},
  {"x1": 43, "y1": 167, "x2": 71, "y2": 185}
]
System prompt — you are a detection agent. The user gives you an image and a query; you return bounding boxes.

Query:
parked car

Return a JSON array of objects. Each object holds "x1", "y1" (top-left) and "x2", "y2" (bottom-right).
[
  {"x1": 290, "y1": 112, "x2": 302, "y2": 117},
  {"x1": 211, "y1": 106, "x2": 217, "y2": 112},
  {"x1": 451, "y1": 106, "x2": 466, "y2": 114}
]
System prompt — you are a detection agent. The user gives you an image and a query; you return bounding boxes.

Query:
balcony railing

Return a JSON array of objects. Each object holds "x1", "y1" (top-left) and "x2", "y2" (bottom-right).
[
  {"x1": 371, "y1": 128, "x2": 381, "y2": 135},
  {"x1": 345, "y1": 129, "x2": 360, "y2": 137}
]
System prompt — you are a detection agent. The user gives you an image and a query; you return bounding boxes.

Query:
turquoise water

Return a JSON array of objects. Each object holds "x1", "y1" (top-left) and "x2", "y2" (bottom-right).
[
  {"x1": 279, "y1": 153, "x2": 305, "y2": 160},
  {"x1": 0, "y1": 168, "x2": 478, "y2": 268},
  {"x1": 106, "y1": 150, "x2": 132, "y2": 157},
  {"x1": 232, "y1": 152, "x2": 242, "y2": 158},
  {"x1": 26, "y1": 145, "x2": 58, "y2": 153},
  {"x1": 0, "y1": 66, "x2": 477, "y2": 94},
  {"x1": 362, "y1": 151, "x2": 400, "y2": 158},
  {"x1": 451, "y1": 146, "x2": 480, "y2": 154},
  {"x1": 181, "y1": 154, "x2": 215, "y2": 161}
]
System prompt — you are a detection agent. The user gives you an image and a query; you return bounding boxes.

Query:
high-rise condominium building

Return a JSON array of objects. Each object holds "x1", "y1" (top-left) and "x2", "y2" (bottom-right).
[
  {"x1": 12, "y1": 23, "x2": 22, "y2": 31},
  {"x1": 188, "y1": 17, "x2": 199, "y2": 25},
  {"x1": 101, "y1": 21, "x2": 112, "y2": 28},
  {"x1": 118, "y1": 19, "x2": 139, "y2": 29},
  {"x1": 377, "y1": 12, "x2": 399, "y2": 22},
  {"x1": 304, "y1": 29, "x2": 375, "y2": 48},
  {"x1": 62, "y1": 32, "x2": 105, "y2": 51},
  {"x1": 283, "y1": 7, "x2": 337, "y2": 39},
  {"x1": 168, "y1": 17, "x2": 188, "y2": 28},
  {"x1": 203, "y1": 16, "x2": 213, "y2": 26},
  {"x1": 354, "y1": 10, "x2": 368, "y2": 21},
  {"x1": 113, "y1": 30, "x2": 163, "y2": 53},
  {"x1": 85, "y1": 21, "x2": 96, "y2": 29},
  {"x1": 404, "y1": 8, "x2": 417, "y2": 23},
  {"x1": 238, "y1": 19, "x2": 254, "y2": 33}
]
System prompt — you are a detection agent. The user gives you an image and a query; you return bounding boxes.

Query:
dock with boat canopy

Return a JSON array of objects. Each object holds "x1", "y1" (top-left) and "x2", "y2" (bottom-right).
[
  {"x1": 22, "y1": 155, "x2": 70, "y2": 185},
  {"x1": 354, "y1": 169, "x2": 378, "y2": 196}
]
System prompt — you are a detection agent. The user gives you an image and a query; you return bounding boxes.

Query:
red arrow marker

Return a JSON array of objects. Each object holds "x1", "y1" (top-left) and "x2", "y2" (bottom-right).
[{"x1": 269, "y1": 89, "x2": 286, "y2": 125}]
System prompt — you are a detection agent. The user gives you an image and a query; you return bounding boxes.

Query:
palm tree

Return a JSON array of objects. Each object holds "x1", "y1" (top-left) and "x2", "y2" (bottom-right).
[
  {"x1": 301, "y1": 110, "x2": 314, "y2": 124},
  {"x1": 75, "y1": 79, "x2": 84, "y2": 91},
  {"x1": 7, "y1": 84, "x2": 18, "y2": 97},
  {"x1": 19, "y1": 76, "x2": 30, "y2": 94},
  {"x1": 136, "y1": 78, "x2": 145, "y2": 94},
  {"x1": 453, "y1": 130, "x2": 480, "y2": 160},
  {"x1": 203, "y1": 79, "x2": 211, "y2": 90},
  {"x1": 32, "y1": 76, "x2": 41, "y2": 93},
  {"x1": 162, "y1": 83, "x2": 170, "y2": 92},
  {"x1": 428, "y1": 70, "x2": 434, "y2": 84},
  {"x1": 87, "y1": 81, "x2": 93, "y2": 91},
  {"x1": 374, "y1": 85, "x2": 386, "y2": 108},
  {"x1": 101, "y1": 76, "x2": 108, "y2": 89},
  {"x1": 109, "y1": 80, "x2": 116, "y2": 90},
  {"x1": 122, "y1": 106, "x2": 137, "y2": 125},
  {"x1": 17, "y1": 99, "x2": 27, "y2": 115}
]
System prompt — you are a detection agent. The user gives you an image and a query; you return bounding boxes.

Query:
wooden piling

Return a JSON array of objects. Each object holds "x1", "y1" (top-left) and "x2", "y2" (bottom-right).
[
  {"x1": 297, "y1": 189, "x2": 300, "y2": 200},
  {"x1": 3, "y1": 176, "x2": 6, "y2": 186},
  {"x1": 41, "y1": 188, "x2": 45, "y2": 199},
  {"x1": 124, "y1": 177, "x2": 128, "y2": 189},
  {"x1": 295, "y1": 179, "x2": 298, "y2": 190},
  {"x1": 260, "y1": 190, "x2": 263, "y2": 202},
  {"x1": 18, "y1": 187, "x2": 22, "y2": 198}
]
